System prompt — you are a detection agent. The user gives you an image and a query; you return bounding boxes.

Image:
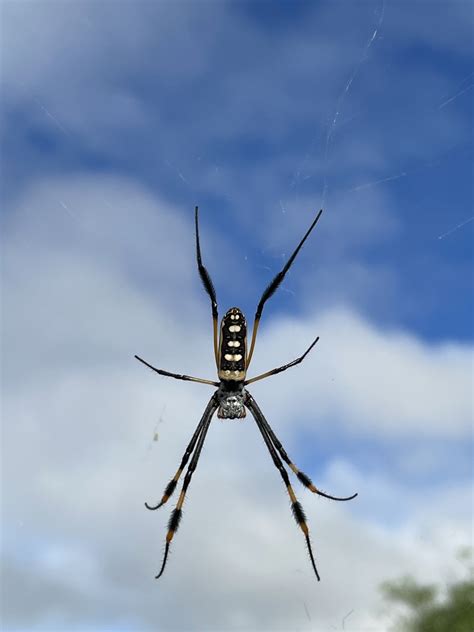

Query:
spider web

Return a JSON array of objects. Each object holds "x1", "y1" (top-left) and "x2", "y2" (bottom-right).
[{"x1": 3, "y1": 2, "x2": 473, "y2": 631}]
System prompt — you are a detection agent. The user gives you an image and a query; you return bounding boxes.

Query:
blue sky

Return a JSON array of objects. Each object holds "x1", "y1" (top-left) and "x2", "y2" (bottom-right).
[{"x1": 2, "y1": 1, "x2": 473, "y2": 630}]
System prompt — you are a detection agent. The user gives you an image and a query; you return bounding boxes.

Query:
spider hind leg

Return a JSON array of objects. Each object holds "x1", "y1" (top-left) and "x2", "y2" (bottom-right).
[
  {"x1": 246, "y1": 394, "x2": 321, "y2": 580},
  {"x1": 154, "y1": 396, "x2": 218, "y2": 579},
  {"x1": 145, "y1": 407, "x2": 210, "y2": 511},
  {"x1": 248, "y1": 393, "x2": 358, "y2": 502},
  {"x1": 156, "y1": 507, "x2": 183, "y2": 579}
]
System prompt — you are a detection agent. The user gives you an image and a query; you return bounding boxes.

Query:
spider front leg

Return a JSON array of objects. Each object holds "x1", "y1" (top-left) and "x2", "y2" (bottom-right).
[
  {"x1": 195, "y1": 206, "x2": 220, "y2": 368},
  {"x1": 247, "y1": 394, "x2": 358, "y2": 502},
  {"x1": 154, "y1": 396, "x2": 218, "y2": 579},
  {"x1": 247, "y1": 209, "x2": 323, "y2": 366}
]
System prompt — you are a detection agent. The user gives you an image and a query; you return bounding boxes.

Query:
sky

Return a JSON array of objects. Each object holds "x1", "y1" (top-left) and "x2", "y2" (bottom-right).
[{"x1": 1, "y1": 1, "x2": 473, "y2": 631}]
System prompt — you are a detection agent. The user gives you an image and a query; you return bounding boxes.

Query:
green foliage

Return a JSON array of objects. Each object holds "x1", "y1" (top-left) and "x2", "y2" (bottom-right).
[
  {"x1": 381, "y1": 575, "x2": 437, "y2": 610},
  {"x1": 380, "y1": 548, "x2": 474, "y2": 632}
]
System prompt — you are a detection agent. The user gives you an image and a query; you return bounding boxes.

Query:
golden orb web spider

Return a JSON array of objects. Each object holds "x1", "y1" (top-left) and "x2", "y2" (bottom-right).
[{"x1": 135, "y1": 207, "x2": 358, "y2": 580}]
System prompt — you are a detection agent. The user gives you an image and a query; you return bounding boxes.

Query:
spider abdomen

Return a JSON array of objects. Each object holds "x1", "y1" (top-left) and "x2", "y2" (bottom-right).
[{"x1": 218, "y1": 307, "x2": 247, "y2": 381}]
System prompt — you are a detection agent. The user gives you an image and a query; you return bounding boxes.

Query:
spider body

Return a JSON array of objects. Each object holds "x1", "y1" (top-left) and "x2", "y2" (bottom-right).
[{"x1": 135, "y1": 207, "x2": 357, "y2": 580}]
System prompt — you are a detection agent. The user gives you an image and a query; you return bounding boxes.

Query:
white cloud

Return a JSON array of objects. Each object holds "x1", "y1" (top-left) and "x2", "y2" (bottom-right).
[
  {"x1": 248, "y1": 307, "x2": 472, "y2": 440},
  {"x1": 2, "y1": 174, "x2": 471, "y2": 630}
]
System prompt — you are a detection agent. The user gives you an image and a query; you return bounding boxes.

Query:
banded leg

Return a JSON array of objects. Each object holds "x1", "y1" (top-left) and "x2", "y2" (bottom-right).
[
  {"x1": 245, "y1": 337, "x2": 320, "y2": 386},
  {"x1": 247, "y1": 394, "x2": 357, "y2": 502},
  {"x1": 155, "y1": 396, "x2": 218, "y2": 579},
  {"x1": 195, "y1": 206, "x2": 220, "y2": 368},
  {"x1": 145, "y1": 396, "x2": 218, "y2": 510},
  {"x1": 246, "y1": 397, "x2": 320, "y2": 580},
  {"x1": 135, "y1": 355, "x2": 219, "y2": 387},
  {"x1": 247, "y1": 209, "x2": 323, "y2": 367}
]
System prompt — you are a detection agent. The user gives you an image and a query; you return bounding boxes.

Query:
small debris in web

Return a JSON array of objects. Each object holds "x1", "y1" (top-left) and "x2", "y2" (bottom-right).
[
  {"x1": 303, "y1": 601, "x2": 311, "y2": 621},
  {"x1": 147, "y1": 405, "x2": 166, "y2": 451},
  {"x1": 342, "y1": 609, "x2": 354, "y2": 629}
]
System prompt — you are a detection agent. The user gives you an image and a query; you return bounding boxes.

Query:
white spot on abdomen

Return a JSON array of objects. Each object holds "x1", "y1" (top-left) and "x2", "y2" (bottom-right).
[{"x1": 224, "y1": 353, "x2": 243, "y2": 362}]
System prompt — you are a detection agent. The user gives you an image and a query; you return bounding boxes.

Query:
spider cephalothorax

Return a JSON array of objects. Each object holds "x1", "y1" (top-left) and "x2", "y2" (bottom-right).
[
  {"x1": 135, "y1": 207, "x2": 358, "y2": 581},
  {"x1": 217, "y1": 392, "x2": 247, "y2": 419},
  {"x1": 216, "y1": 380, "x2": 247, "y2": 419}
]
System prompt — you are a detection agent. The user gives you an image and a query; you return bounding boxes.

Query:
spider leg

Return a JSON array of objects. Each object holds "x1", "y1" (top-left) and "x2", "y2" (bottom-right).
[
  {"x1": 135, "y1": 355, "x2": 219, "y2": 387},
  {"x1": 245, "y1": 337, "x2": 320, "y2": 386},
  {"x1": 246, "y1": 395, "x2": 320, "y2": 580},
  {"x1": 195, "y1": 206, "x2": 220, "y2": 368},
  {"x1": 145, "y1": 396, "x2": 217, "y2": 510},
  {"x1": 155, "y1": 396, "x2": 218, "y2": 579},
  {"x1": 247, "y1": 209, "x2": 323, "y2": 367},
  {"x1": 247, "y1": 394, "x2": 358, "y2": 502}
]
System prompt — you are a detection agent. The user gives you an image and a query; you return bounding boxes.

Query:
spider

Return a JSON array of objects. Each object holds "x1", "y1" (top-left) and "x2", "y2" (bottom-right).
[{"x1": 135, "y1": 207, "x2": 358, "y2": 580}]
